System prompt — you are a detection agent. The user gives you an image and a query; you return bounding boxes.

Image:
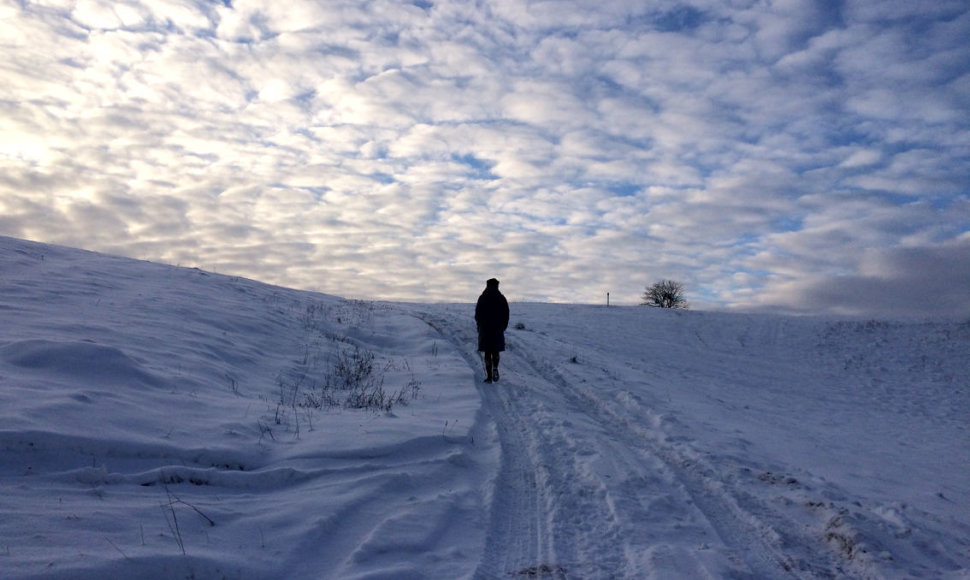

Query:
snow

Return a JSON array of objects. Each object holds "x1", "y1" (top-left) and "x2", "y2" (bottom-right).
[{"x1": 1, "y1": 235, "x2": 968, "y2": 579}]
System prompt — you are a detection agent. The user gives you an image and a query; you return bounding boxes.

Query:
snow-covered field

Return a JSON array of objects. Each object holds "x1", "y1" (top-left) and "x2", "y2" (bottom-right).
[{"x1": 1, "y1": 235, "x2": 968, "y2": 579}]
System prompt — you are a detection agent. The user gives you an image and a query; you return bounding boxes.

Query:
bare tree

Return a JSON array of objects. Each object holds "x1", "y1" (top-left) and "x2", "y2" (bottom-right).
[{"x1": 641, "y1": 279, "x2": 689, "y2": 309}]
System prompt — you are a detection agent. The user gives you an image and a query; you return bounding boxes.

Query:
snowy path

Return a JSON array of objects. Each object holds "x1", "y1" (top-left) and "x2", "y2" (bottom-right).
[
  {"x1": 410, "y1": 299, "x2": 970, "y2": 579},
  {"x1": 416, "y1": 305, "x2": 829, "y2": 579}
]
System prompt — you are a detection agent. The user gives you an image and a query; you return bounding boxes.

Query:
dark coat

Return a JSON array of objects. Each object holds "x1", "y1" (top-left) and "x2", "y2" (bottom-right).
[{"x1": 475, "y1": 286, "x2": 509, "y2": 352}]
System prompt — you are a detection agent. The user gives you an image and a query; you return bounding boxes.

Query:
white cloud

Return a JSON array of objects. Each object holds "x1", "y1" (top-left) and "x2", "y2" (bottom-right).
[
  {"x1": 501, "y1": 80, "x2": 596, "y2": 131},
  {"x1": 0, "y1": 0, "x2": 967, "y2": 314},
  {"x1": 72, "y1": 0, "x2": 127, "y2": 30},
  {"x1": 839, "y1": 149, "x2": 882, "y2": 168}
]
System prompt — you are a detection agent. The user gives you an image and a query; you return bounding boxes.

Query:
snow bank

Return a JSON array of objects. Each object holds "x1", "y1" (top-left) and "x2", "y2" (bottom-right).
[{"x1": 0, "y1": 237, "x2": 490, "y2": 579}]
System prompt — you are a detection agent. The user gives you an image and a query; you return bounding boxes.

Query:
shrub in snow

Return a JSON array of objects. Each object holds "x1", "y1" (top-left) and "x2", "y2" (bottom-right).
[{"x1": 641, "y1": 279, "x2": 689, "y2": 309}]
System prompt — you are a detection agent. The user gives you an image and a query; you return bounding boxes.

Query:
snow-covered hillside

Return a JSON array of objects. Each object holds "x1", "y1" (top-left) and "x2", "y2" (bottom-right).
[{"x1": 1, "y1": 236, "x2": 968, "y2": 579}]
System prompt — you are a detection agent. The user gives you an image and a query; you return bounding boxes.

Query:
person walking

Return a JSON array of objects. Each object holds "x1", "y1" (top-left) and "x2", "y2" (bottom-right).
[{"x1": 475, "y1": 278, "x2": 509, "y2": 383}]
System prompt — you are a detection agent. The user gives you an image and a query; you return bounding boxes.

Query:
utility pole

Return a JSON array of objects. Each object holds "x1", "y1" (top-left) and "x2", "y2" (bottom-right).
[{"x1": 606, "y1": 292, "x2": 610, "y2": 307}]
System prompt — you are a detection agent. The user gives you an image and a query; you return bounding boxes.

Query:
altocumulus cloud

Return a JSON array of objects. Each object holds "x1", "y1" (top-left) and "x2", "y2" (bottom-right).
[{"x1": 0, "y1": 0, "x2": 968, "y2": 318}]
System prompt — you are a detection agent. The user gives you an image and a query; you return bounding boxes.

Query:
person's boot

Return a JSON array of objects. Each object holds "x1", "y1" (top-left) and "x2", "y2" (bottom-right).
[
  {"x1": 492, "y1": 353, "x2": 500, "y2": 381},
  {"x1": 484, "y1": 352, "x2": 494, "y2": 383}
]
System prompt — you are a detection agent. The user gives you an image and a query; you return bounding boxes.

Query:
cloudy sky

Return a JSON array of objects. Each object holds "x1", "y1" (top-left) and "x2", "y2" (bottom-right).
[{"x1": 2, "y1": 0, "x2": 968, "y2": 318}]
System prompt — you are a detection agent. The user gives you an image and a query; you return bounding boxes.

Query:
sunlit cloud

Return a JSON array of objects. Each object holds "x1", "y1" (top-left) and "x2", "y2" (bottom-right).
[{"x1": 1, "y1": 0, "x2": 967, "y2": 317}]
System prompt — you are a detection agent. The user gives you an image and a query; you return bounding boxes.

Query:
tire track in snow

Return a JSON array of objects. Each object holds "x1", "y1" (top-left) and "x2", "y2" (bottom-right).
[
  {"x1": 509, "y1": 329, "x2": 852, "y2": 579},
  {"x1": 497, "y1": 336, "x2": 739, "y2": 579},
  {"x1": 415, "y1": 306, "x2": 848, "y2": 578},
  {"x1": 477, "y1": 378, "x2": 560, "y2": 579},
  {"x1": 418, "y1": 308, "x2": 735, "y2": 578},
  {"x1": 414, "y1": 309, "x2": 559, "y2": 579}
]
